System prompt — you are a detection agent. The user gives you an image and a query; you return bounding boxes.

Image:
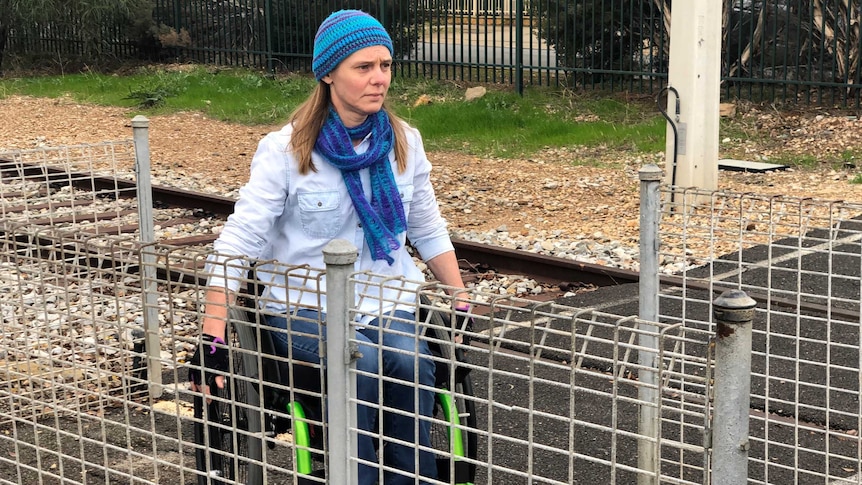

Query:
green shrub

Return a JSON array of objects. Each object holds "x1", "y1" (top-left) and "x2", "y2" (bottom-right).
[
  {"x1": 532, "y1": 0, "x2": 666, "y2": 87},
  {"x1": 125, "y1": 69, "x2": 188, "y2": 108}
]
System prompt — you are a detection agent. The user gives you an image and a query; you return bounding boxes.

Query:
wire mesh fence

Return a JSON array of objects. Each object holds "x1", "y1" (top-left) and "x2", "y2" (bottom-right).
[
  {"x1": 3, "y1": 139, "x2": 862, "y2": 484},
  {"x1": 0, "y1": 142, "x2": 139, "y2": 230},
  {"x1": 0, "y1": 228, "x2": 715, "y2": 484},
  {"x1": 660, "y1": 186, "x2": 862, "y2": 485}
]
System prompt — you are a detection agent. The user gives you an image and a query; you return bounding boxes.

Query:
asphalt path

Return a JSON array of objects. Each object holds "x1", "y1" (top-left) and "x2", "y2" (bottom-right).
[
  {"x1": 409, "y1": 24, "x2": 558, "y2": 68},
  {"x1": 412, "y1": 41, "x2": 557, "y2": 68},
  {"x1": 463, "y1": 215, "x2": 862, "y2": 483}
]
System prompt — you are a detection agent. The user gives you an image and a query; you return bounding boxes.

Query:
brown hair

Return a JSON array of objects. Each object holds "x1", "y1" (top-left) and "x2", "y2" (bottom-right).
[{"x1": 288, "y1": 82, "x2": 408, "y2": 175}]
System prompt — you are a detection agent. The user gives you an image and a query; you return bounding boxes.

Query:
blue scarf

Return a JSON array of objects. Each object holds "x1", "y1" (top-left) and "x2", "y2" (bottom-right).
[{"x1": 315, "y1": 107, "x2": 407, "y2": 264}]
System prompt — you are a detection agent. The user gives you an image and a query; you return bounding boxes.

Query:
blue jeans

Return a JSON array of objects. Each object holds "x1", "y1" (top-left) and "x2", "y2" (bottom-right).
[{"x1": 266, "y1": 309, "x2": 438, "y2": 485}]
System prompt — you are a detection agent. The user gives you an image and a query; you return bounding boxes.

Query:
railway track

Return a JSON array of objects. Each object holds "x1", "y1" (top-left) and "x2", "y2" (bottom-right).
[
  {"x1": 2, "y1": 160, "x2": 859, "y2": 322},
  {"x1": 0, "y1": 159, "x2": 639, "y2": 289}
]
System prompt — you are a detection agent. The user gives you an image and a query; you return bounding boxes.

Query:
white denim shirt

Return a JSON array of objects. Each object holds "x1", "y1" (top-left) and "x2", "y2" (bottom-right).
[{"x1": 206, "y1": 120, "x2": 454, "y2": 318}]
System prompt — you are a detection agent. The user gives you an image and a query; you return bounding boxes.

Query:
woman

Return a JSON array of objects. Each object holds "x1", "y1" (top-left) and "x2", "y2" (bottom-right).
[{"x1": 188, "y1": 9, "x2": 467, "y2": 484}]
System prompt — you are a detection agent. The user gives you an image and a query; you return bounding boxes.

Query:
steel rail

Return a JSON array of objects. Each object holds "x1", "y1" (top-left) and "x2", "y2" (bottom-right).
[{"x1": 3, "y1": 161, "x2": 859, "y2": 322}]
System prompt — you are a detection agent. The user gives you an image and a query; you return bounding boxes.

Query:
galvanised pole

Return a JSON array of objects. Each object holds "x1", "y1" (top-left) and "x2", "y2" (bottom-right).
[
  {"x1": 711, "y1": 289, "x2": 757, "y2": 485},
  {"x1": 637, "y1": 163, "x2": 662, "y2": 485},
  {"x1": 132, "y1": 115, "x2": 162, "y2": 397},
  {"x1": 323, "y1": 239, "x2": 359, "y2": 484}
]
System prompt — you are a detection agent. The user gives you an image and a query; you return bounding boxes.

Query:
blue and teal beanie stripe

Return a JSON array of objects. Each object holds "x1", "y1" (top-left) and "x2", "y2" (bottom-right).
[{"x1": 312, "y1": 10, "x2": 393, "y2": 81}]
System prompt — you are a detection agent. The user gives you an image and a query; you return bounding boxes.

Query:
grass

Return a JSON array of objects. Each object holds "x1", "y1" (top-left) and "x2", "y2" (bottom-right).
[
  {"x1": 0, "y1": 66, "x2": 317, "y2": 124},
  {"x1": 401, "y1": 89, "x2": 666, "y2": 159},
  {"x1": 0, "y1": 65, "x2": 667, "y2": 161}
]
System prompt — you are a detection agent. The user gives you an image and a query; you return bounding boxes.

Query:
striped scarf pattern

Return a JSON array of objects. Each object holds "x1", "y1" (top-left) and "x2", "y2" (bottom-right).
[{"x1": 315, "y1": 107, "x2": 407, "y2": 264}]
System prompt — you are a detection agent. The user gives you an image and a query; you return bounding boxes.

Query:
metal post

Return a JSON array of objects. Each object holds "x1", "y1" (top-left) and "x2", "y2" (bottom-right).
[
  {"x1": 515, "y1": 0, "x2": 524, "y2": 95},
  {"x1": 172, "y1": 0, "x2": 181, "y2": 42},
  {"x1": 637, "y1": 164, "x2": 662, "y2": 485},
  {"x1": 133, "y1": 116, "x2": 155, "y2": 250},
  {"x1": 323, "y1": 240, "x2": 359, "y2": 484},
  {"x1": 264, "y1": 0, "x2": 273, "y2": 72},
  {"x1": 132, "y1": 115, "x2": 162, "y2": 397},
  {"x1": 379, "y1": 0, "x2": 386, "y2": 35},
  {"x1": 711, "y1": 289, "x2": 757, "y2": 485}
]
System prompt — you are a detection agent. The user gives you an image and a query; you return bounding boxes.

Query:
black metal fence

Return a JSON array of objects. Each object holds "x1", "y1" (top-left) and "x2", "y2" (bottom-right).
[{"x1": 5, "y1": 0, "x2": 862, "y2": 107}]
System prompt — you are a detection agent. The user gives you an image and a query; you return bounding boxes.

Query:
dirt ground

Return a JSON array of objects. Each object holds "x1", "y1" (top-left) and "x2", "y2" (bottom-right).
[{"x1": 4, "y1": 94, "x2": 862, "y2": 248}]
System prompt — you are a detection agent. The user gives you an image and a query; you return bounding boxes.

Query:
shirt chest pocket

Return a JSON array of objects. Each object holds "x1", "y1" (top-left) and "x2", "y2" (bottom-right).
[
  {"x1": 397, "y1": 184, "x2": 414, "y2": 203},
  {"x1": 298, "y1": 191, "x2": 343, "y2": 239},
  {"x1": 397, "y1": 184, "x2": 414, "y2": 218}
]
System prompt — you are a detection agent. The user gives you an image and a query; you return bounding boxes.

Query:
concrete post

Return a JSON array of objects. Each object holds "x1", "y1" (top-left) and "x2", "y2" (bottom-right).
[
  {"x1": 637, "y1": 164, "x2": 663, "y2": 485},
  {"x1": 132, "y1": 115, "x2": 162, "y2": 397},
  {"x1": 664, "y1": 0, "x2": 721, "y2": 191},
  {"x1": 711, "y1": 289, "x2": 757, "y2": 485},
  {"x1": 323, "y1": 240, "x2": 359, "y2": 484}
]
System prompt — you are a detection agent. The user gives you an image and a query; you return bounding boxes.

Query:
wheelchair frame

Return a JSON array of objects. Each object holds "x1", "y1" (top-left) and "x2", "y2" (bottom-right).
[{"x1": 192, "y1": 297, "x2": 478, "y2": 485}]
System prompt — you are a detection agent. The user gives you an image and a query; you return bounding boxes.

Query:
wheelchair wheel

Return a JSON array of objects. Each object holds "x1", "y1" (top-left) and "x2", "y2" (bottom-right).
[
  {"x1": 193, "y1": 307, "x2": 264, "y2": 485},
  {"x1": 252, "y1": 320, "x2": 326, "y2": 479},
  {"x1": 432, "y1": 374, "x2": 478, "y2": 484},
  {"x1": 421, "y1": 296, "x2": 479, "y2": 484}
]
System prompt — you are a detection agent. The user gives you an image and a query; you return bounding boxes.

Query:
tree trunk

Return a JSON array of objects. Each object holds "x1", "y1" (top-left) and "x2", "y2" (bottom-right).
[
  {"x1": 652, "y1": 0, "x2": 671, "y2": 59},
  {"x1": 727, "y1": 4, "x2": 767, "y2": 78}
]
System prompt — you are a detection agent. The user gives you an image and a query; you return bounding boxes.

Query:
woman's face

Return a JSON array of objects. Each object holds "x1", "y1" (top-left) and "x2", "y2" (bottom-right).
[{"x1": 323, "y1": 45, "x2": 392, "y2": 128}]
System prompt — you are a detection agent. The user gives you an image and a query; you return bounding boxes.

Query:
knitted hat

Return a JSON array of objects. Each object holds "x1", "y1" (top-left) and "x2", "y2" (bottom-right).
[{"x1": 312, "y1": 10, "x2": 394, "y2": 81}]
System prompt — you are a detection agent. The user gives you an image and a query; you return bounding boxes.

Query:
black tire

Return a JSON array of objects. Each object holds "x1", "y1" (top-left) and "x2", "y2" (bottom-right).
[
  {"x1": 193, "y1": 307, "x2": 264, "y2": 485},
  {"x1": 431, "y1": 374, "x2": 478, "y2": 484}
]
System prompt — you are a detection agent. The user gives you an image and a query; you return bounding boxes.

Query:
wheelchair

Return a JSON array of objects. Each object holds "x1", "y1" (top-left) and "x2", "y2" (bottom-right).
[{"x1": 192, "y1": 294, "x2": 478, "y2": 485}]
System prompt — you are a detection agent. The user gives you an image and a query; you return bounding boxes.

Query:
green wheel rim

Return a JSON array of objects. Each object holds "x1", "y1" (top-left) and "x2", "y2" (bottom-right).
[{"x1": 288, "y1": 402, "x2": 314, "y2": 475}]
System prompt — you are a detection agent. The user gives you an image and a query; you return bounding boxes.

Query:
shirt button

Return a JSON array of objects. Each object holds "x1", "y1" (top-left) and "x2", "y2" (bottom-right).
[
  {"x1": 358, "y1": 223, "x2": 362, "y2": 228},
  {"x1": 317, "y1": 201, "x2": 322, "y2": 207}
]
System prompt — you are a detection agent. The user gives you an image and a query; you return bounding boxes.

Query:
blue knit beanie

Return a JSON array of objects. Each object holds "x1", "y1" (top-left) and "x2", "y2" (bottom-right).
[{"x1": 312, "y1": 10, "x2": 394, "y2": 81}]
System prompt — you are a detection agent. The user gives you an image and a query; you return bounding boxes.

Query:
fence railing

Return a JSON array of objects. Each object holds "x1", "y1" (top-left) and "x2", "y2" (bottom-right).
[
  {"x1": 5, "y1": 0, "x2": 862, "y2": 106},
  {"x1": 2, "y1": 129, "x2": 862, "y2": 483}
]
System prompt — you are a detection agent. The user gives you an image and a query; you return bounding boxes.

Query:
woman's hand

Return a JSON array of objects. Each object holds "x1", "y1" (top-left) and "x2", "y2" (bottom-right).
[{"x1": 188, "y1": 334, "x2": 229, "y2": 402}]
